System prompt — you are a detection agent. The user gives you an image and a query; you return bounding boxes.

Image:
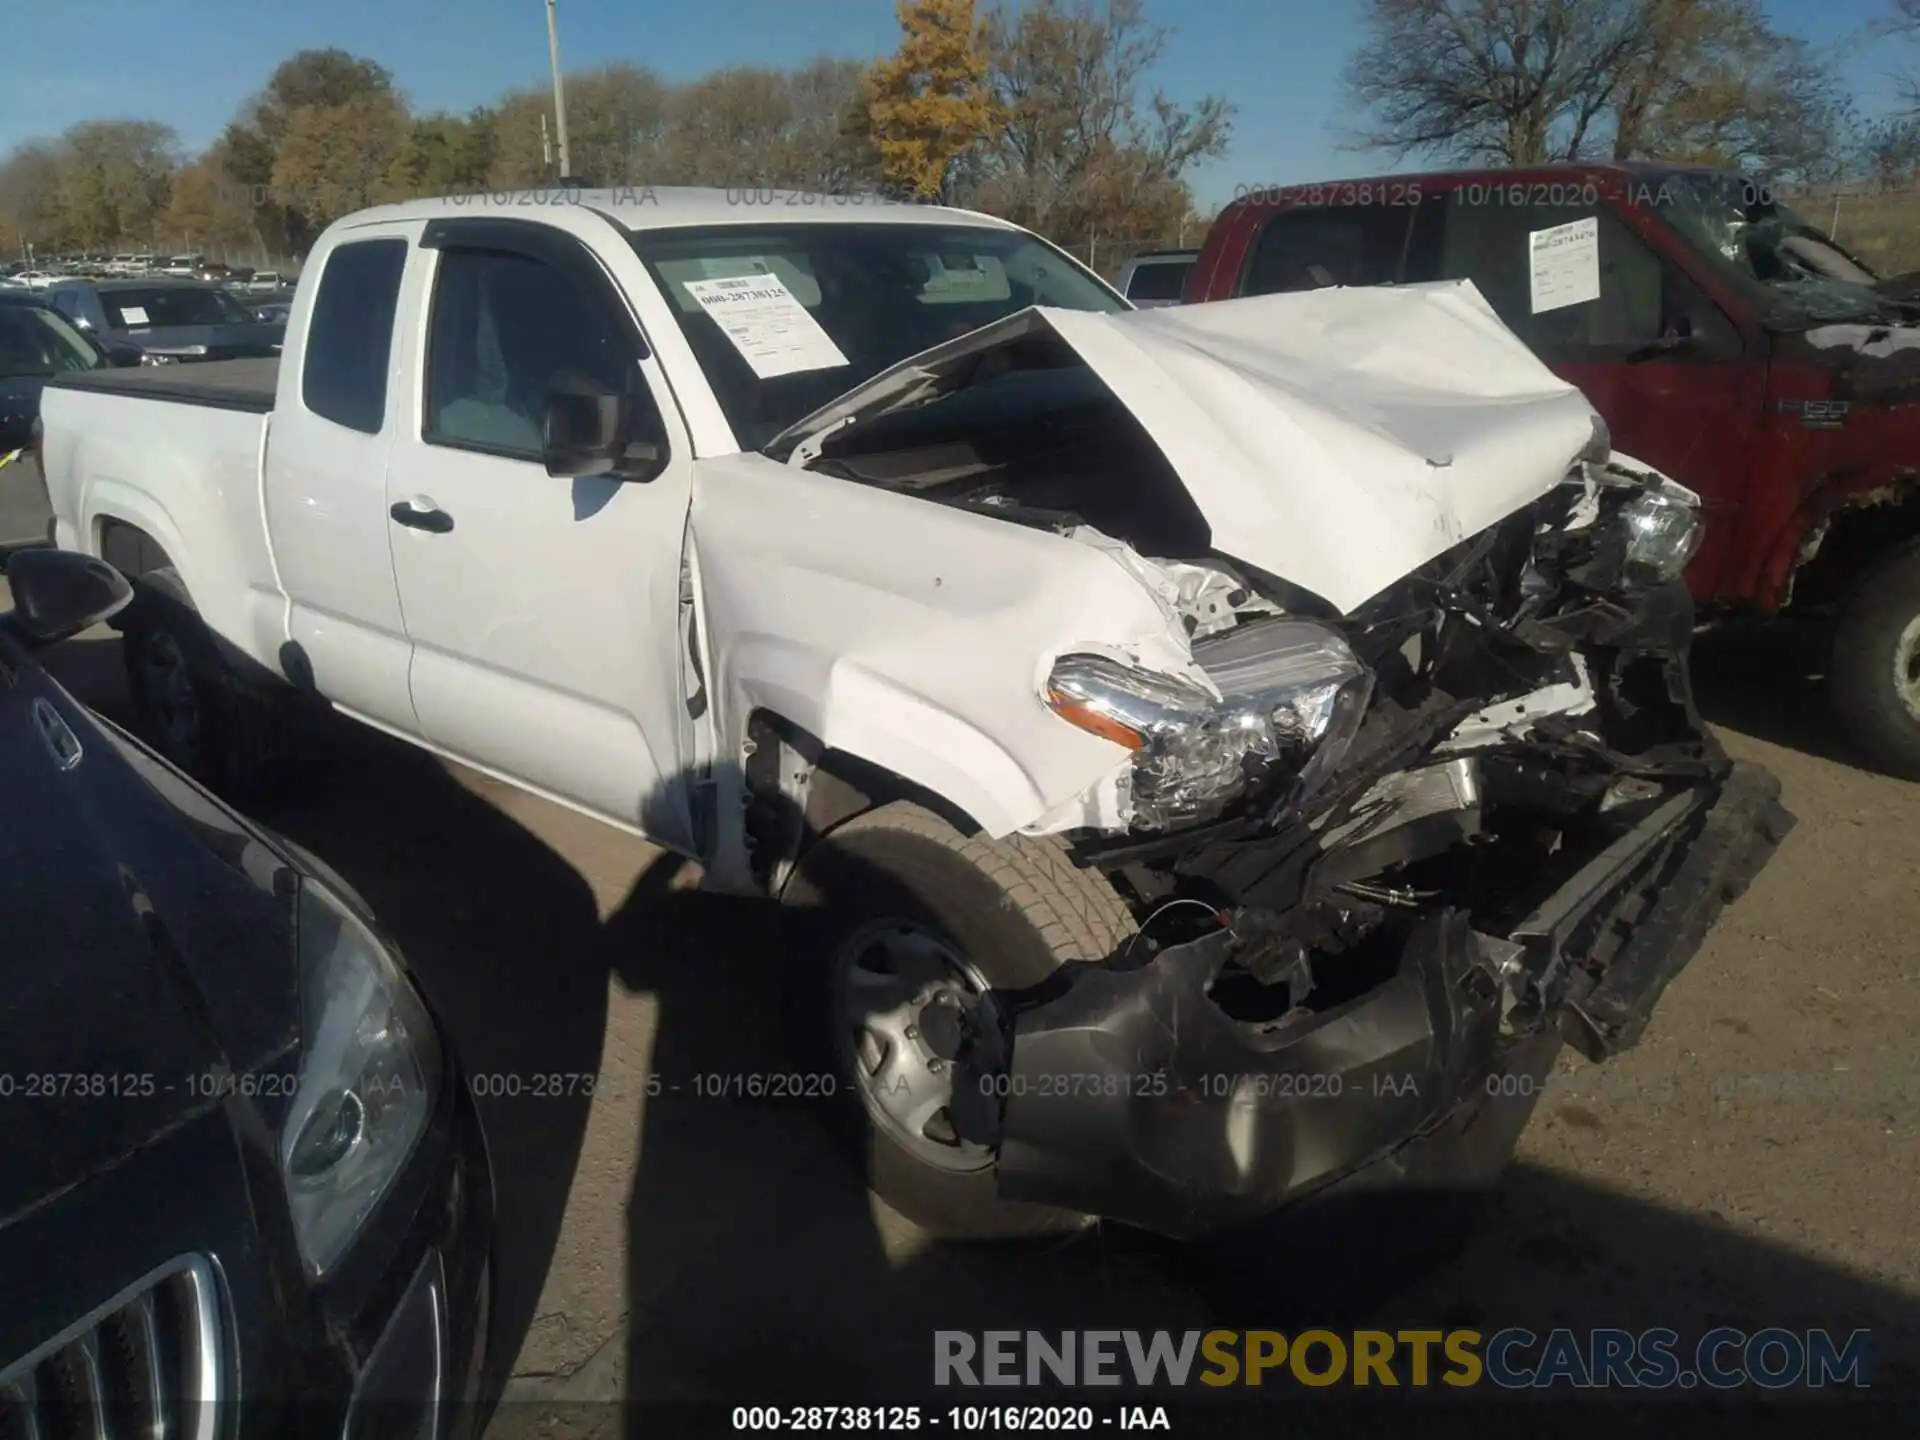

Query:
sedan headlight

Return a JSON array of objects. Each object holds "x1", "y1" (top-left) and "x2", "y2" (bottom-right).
[
  {"x1": 1619, "y1": 478, "x2": 1703, "y2": 589},
  {"x1": 280, "y1": 879, "x2": 441, "y2": 1280},
  {"x1": 1046, "y1": 619, "x2": 1373, "y2": 829}
]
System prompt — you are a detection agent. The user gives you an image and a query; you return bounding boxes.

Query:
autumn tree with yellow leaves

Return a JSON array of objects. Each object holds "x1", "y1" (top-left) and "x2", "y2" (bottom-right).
[{"x1": 864, "y1": 0, "x2": 998, "y2": 199}]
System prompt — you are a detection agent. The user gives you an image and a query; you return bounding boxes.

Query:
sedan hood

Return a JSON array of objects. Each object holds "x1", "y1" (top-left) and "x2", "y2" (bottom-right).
[{"x1": 778, "y1": 282, "x2": 1604, "y2": 613}]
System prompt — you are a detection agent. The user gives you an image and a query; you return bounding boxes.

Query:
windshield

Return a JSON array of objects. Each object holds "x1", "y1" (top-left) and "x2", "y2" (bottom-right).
[
  {"x1": 627, "y1": 222, "x2": 1125, "y2": 450},
  {"x1": 0, "y1": 303, "x2": 100, "y2": 379},
  {"x1": 1645, "y1": 170, "x2": 1893, "y2": 325},
  {"x1": 103, "y1": 286, "x2": 253, "y2": 329}
]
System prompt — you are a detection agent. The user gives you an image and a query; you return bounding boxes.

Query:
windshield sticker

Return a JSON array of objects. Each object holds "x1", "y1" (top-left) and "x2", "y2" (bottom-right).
[
  {"x1": 1528, "y1": 217, "x2": 1600, "y2": 313},
  {"x1": 119, "y1": 305, "x2": 150, "y2": 326},
  {"x1": 682, "y1": 273, "x2": 849, "y2": 379}
]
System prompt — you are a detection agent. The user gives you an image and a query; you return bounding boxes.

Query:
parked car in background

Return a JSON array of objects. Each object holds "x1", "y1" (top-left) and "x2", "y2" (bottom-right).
[
  {"x1": 0, "y1": 290, "x2": 141, "y2": 544},
  {"x1": 1114, "y1": 248, "x2": 1198, "y2": 307},
  {"x1": 38, "y1": 188, "x2": 1787, "y2": 1246},
  {"x1": 1190, "y1": 162, "x2": 1920, "y2": 778},
  {"x1": 0, "y1": 545, "x2": 495, "y2": 1436},
  {"x1": 248, "y1": 296, "x2": 294, "y2": 324},
  {"x1": 44, "y1": 278, "x2": 284, "y2": 363},
  {"x1": 247, "y1": 270, "x2": 287, "y2": 291},
  {"x1": 226, "y1": 264, "x2": 258, "y2": 285},
  {"x1": 12, "y1": 271, "x2": 57, "y2": 290},
  {"x1": 162, "y1": 253, "x2": 204, "y2": 277}
]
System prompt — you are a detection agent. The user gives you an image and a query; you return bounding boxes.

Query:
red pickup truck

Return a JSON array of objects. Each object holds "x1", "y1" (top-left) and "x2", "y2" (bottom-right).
[{"x1": 1187, "y1": 162, "x2": 1920, "y2": 778}]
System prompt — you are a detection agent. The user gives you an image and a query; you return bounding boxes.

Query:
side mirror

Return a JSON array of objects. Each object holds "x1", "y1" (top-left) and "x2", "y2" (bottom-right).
[
  {"x1": 2, "y1": 548, "x2": 133, "y2": 648},
  {"x1": 541, "y1": 375, "x2": 668, "y2": 483}
]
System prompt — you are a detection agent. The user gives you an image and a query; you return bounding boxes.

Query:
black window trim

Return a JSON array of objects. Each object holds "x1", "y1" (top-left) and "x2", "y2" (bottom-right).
[{"x1": 416, "y1": 218, "x2": 666, "y2": 466}]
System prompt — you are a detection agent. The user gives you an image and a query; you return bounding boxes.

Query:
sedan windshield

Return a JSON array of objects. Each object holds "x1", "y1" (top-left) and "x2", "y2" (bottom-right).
[
  {"x1": 1646, "y1": 170, "x2": 1892, "y2": 325},
  {"x1": 0, "y1": 303, "x2": 99, "y2": 380},
  {"x1": 628, "y1": 221, "x2": 1125, "y2": 450},
  {"x1": 103, "y1": 286, "x2": 253, "y2": 329}
]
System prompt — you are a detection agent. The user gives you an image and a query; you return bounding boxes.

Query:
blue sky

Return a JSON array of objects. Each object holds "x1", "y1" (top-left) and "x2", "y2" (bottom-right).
[{"x1": 2, "y1": 0, "x2": 1912, "y2": 209}]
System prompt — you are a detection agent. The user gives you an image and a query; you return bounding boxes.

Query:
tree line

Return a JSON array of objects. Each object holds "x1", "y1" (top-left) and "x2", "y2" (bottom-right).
[
  {"x1": 8, "y1": 0, "x2": 1920, "y2": 266},
  {"x1": 0, "y1": 0, "x2": 1227, "y2": 264},
  {"x1": 1343, "y1": 0, "x2": 1920, "y2": 188}
]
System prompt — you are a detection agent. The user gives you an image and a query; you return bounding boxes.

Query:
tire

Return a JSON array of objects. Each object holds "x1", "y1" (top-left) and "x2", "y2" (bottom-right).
[
  {"x1": 779, "y1": 800, "x2": 1137, "y2": 1239},
  {"x1": 1829, "y1": 540, "x2": 1920, "y2": 782},
  {"x1": 121, "y1": 566, "x2": 296, "y2": 797}
]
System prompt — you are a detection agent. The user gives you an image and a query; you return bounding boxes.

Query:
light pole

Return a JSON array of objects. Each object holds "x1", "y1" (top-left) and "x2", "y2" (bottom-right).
[{"x1": 545, "y1": 0, "x2": 573, "y2": 180}]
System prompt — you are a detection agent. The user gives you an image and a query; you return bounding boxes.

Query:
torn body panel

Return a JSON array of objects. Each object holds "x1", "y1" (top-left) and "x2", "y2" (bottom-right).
[
  {"x1": 982, "y1": 760, "x2": 1790, "y2": 1238},
  {"x1": 935, "y1": 470, "x2": 1789, "y2": 1237}
]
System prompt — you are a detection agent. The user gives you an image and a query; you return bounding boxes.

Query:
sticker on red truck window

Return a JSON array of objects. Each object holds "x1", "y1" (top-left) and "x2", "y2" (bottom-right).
[{"x1": 1528, "y1": 217, "x2": 1600, "y2": 314}]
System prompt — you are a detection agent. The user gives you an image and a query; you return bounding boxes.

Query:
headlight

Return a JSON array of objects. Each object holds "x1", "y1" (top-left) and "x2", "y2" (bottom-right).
[
  {"x1": 279, "y1": 879, "x2": 441, "y2": 1280},
  {"x1": 1046, "y1": 619, "x2": 1373, "y2": 829},
  {"x1": 1619, "y1": 478, "x2": 1703, "y2": 588}
]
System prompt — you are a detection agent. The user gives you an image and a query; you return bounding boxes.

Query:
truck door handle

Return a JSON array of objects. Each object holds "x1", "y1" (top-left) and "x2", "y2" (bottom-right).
[{"x1": 390, "y1": 500, "x2": 454, "y2": 533}]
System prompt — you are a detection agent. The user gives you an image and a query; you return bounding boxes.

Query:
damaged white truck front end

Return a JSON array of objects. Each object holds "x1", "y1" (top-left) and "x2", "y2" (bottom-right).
[{"x1": 706, "y1": 283, "x2": 1792, "y2": 1239}]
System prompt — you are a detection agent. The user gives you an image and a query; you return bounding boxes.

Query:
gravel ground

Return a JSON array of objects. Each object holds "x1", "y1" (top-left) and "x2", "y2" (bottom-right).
[{"x1": 23, "y1": 612, "x2": 1919, "y2": 1429}]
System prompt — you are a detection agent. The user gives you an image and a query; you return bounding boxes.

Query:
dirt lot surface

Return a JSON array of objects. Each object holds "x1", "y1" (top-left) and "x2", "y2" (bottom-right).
[{"x1": 22, "y1": 610, "x2": 1920, "y2": 1429}]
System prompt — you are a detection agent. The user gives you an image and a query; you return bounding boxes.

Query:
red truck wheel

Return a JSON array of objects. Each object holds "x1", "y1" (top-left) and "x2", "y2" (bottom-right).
[{"x1": 1830, "y1": 540, "x2": 1920, "y2": 782}]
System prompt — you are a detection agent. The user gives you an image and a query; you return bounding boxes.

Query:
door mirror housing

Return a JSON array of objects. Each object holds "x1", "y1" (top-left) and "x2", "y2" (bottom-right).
[
  {"x1": 541, "y1": 375, "x2": 668, "y2": 483},
  {"x1": 2, "y1": 548, "x2": 133, "y2": 648}
]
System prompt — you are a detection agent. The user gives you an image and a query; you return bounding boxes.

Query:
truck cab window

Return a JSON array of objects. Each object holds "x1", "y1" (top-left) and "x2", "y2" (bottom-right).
[
  {"x1": 302, "y1": 238, "x2": 407, "y2": 434},
  {"x1": 424, "y1": 247, "x2": 664, "y2": 460},
  {"x1": 1239, "y1": 205, "x2": 1428, "y2": 294},
  {"x1": 1435, "y1": 198, "x2": 1730, "y2": 360}
]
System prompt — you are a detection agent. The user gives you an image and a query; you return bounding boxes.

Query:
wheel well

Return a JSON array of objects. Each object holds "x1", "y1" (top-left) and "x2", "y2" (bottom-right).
[
  {"x1": 97, "y1": 519, "x2": 174, "y2": 581},
  {"x1": 741, "y1": 710, "x2": 984, "y2": 891},
  {"x1": 1786, "y1": 484, "x2": 1920, "y2": 614}
]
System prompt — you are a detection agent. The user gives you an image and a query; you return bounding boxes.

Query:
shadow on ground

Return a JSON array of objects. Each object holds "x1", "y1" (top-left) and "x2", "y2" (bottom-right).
[
  {"x1": 38, "y1": 632, "x2": 1919, "y2": 1436},
  {"x1": 1690, "y1": 622, "x2": 1865, "y2": 769}
]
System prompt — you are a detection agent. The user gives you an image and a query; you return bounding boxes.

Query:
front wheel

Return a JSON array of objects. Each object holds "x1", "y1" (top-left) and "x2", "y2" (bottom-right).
[
  {"x1": 1829, "y1": 541, "x2": 1920, "y2": 781},
  {"x1": 779, "y1": 801, "x2": 1137, "y2": 1239}
]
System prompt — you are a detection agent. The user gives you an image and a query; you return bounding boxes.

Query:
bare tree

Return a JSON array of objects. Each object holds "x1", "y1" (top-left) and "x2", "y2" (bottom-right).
[
  {"x1": 963, "y1": 0, "x2": 1230, "y2": 247},
  {"x1": 1345, "y1": 0, "x2": 1848, "y2": 179}
]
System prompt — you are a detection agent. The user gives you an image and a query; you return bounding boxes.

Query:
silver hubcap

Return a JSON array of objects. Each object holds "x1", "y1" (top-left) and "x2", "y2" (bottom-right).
[
  {"x1": 1896, "y1": 615, "x2": 1920, "y2": 723},
  {"x1": 831, "y1": 920, "x2": 995, "y2": 1173},
  {"x1": 140, "y1": 631, "x2": 202, "y2": 754}
]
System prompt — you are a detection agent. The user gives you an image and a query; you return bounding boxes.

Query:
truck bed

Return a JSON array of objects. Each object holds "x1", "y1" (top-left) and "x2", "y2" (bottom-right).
[{"x1": 48, "y1": 358, "x2": 278, "y2": 414}]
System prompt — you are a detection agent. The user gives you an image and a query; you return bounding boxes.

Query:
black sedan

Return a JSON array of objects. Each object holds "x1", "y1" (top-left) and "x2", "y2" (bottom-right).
[
  {"x1": 0, "y1": 291, "x2": 142, "y2": 545},
  {"x1": 41, "y1": 278, "x2": 284, "y2": 364},
  {"x1": 0, "y1": 549, "x2": 495, "y2": 1437}
]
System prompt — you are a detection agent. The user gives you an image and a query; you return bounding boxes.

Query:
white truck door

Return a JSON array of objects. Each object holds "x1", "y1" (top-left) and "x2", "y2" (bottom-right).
[
  {"x1": 385, "y1": 219, "x2": 698, "y2": 849},
  {"x1": 262, "y1": 228, "x2": 421, "y2": 732}
]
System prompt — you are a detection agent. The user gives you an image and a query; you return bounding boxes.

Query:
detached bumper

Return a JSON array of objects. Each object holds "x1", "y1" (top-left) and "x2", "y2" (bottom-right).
[{"x1": 990, "y1": 761, "x2": 1793, "y2": 1238}]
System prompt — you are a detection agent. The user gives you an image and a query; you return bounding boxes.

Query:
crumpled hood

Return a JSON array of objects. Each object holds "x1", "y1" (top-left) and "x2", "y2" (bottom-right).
[{"x1": 780, "y1": 281, "x2": 1605, "y2": 613}]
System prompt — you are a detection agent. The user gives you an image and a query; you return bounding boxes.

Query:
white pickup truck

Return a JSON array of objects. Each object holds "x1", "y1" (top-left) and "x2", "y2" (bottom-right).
[{"x1": 40, "y1": 187, "x2": 1790, "y2": 1241}]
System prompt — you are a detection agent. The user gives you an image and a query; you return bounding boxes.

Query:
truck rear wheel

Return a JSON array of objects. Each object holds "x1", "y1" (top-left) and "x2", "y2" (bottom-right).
[
  {"x1": 779, "y1": 800, "x2": 1136, "y2": 1239},
  {"x1": 1830, "y1": 541, "x2": 1920, "y2": 781},
  {"x1": 121, "y1": 566, "x2": 294, "y2": 797}
]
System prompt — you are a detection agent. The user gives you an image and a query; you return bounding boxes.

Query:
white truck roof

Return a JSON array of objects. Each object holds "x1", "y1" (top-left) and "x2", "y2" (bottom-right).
[{"x1": 332, "y1": 185, "x2": 1017, "y2": 235}]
